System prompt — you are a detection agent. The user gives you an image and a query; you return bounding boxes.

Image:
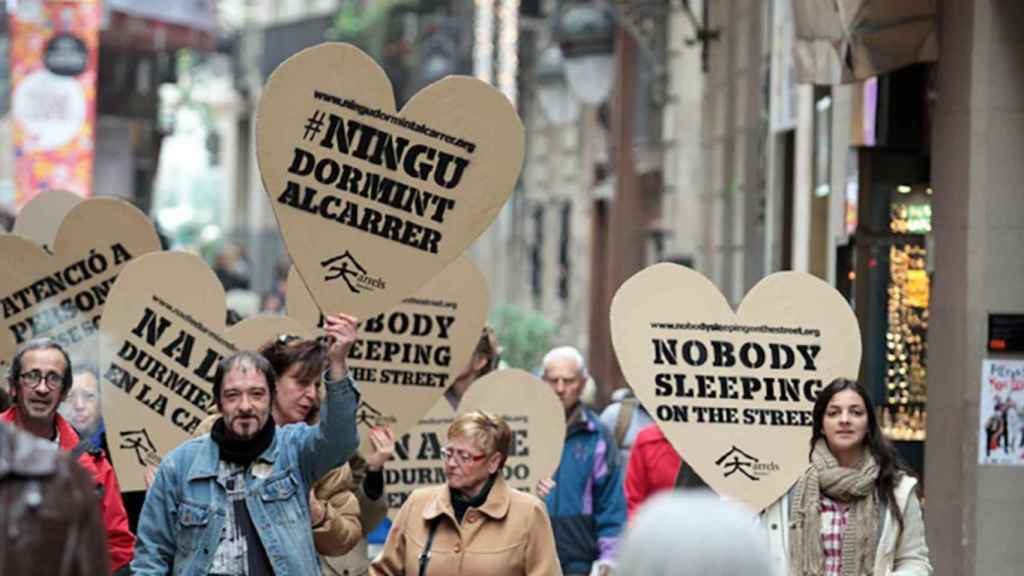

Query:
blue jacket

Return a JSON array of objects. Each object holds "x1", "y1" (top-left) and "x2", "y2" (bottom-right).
[
  {"x1": 131, "y1": 375, "x2": 360, "y2": 576},
  {"x1": 544, "y1": 406, "x2": 626, "y2": 574}
]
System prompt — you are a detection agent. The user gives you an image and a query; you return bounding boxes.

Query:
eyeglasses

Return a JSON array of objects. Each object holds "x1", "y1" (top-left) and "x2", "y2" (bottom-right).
[
  {"x1": 19, "y1": 370, "x2": 63, "y2": 390},
  {"x1": 440, "y1": 446, "x2": 488, "y2": 465}
]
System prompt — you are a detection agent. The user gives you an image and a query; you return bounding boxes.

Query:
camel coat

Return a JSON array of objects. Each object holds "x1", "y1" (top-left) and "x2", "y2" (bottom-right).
[{"x1": 370, "y1": 476, "x2": 562, "y2": 576}]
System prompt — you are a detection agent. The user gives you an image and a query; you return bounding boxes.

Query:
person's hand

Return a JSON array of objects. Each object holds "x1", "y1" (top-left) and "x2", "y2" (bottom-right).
[
  {"x1": 365, "y1": 426, "x2": 396, "y2": 470},
  {"x1": 323, "y1": 313, "x2": 359, "y2": 380},
  {"x1": 309, "y1": 488, "x2": 327, "y2": 527},
  {"x1": 536, "y1": 477, "x2": 556, "y2": 498},
  {"x1": 589, "y1": 560, "x2": 614, "y2": 576}
]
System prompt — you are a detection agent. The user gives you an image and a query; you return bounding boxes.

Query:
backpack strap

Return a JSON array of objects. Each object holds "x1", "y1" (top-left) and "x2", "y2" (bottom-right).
[
  {"x1": 614, "y1": 398, "x2": 638, "y2": 449},
  {"x1": 418, "y1": 516, "x2": 442, "y2": 576}
]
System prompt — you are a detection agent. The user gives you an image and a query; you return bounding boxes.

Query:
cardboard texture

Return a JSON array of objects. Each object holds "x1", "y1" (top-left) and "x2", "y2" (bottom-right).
[
  {"x1": 287, "y1": 255, "x2": 491, "y2": 453},
  {"x1": 384, "y1": 369, "x2": 565, "y2": 519},
  {"x1": 98, "y1": 252, "x2": 238, "y2": 491},
  {"x1": 610, "y1": 263, "x2": 861, "y2": 511},
  {"x1": 12, "y1": 189, "x2": 82, "y2": 249},
  {"x1": 0, "y1": 198, "x2": 162, "y2": 368},
  {"x1": 255, "y1": 42, "x2": 523, "y2": 320}
]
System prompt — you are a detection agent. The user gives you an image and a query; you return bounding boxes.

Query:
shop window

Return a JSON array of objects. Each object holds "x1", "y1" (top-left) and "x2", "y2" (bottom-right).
[{"x1": 882, "y1": 184, "x2": 932, "y2": 441}]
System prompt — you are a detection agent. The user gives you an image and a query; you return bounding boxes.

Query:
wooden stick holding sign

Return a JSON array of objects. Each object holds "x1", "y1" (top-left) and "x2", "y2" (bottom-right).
[
  {"x1": 610, "y1": 263, "x2": 861, "y2": 512},
  {"x1": 383, "y1": 369, "x2": 565, "y2": 519},
  {"x1": 0, "y1": 198, "x2": 163, "y2": 368},
  {"x1": 287, "y1": 254, "x2": 491, "y2": 454},
  {"x1": 255, "y1": 43, "x2": 523, "y2": 321}
]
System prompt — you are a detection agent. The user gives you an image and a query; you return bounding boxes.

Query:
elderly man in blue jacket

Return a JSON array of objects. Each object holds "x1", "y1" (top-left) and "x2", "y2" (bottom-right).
[
  {"x1": 132, "y1": 314, "x2": 361, "y2": 576},
  {"x1": 537, "y1": 346, "x2": 627, "y2": 576}
]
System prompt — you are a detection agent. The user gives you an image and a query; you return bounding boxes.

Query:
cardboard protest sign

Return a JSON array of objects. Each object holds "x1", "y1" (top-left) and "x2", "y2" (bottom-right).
[
  {"x1": 384, "y1": 369, "x2": 565, "y2": 519},
  {"x1": 226, "y1": 314, "x2": 317, "y2": 353},
  {"x1": 255, "y1": 42, "x2": 523, "y2": 320},
  {"x1": 99, "y1": 252, "x2": 237, "y2": 490},
  {"x1": 610, "y1": 263, "x2": 861, "y2": 511},
  {"x1": 0, "y1": 198, "x2": 162, "y2": 368},
  {"x1": 287, "y1": 254, "x2": 491, "y2": 452},
  {"x1": 12, "y1": 189, "x2": 82, "y2": 250}
]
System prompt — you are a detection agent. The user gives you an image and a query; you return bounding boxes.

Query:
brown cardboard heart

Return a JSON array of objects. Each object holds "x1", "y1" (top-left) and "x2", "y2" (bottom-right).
[
  {"x1": 255, "y1": 42, "x2": 523, "y2": 320},
  {"x1": 286, "y1": 254, "x2": 491, "y2": 454},
  {"x1": 610, "y1": 263, "x2": 861, "y2": 511},
  {"x1": 99, "y1": 252, "x2": 240, "y2": 491},
  {"x1": 384, "y1": 369, "x2": 565, "y2": 519},
  {"x1": 12, "y1": 189, "x2": 82, "y2": 250},
  {"x1": 0, "y1": 198, "x2": 162, "y2": 368}
]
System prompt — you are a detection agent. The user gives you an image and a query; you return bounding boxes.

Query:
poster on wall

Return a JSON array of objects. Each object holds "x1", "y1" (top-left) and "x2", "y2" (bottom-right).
[
  {"x1": 9, "y1": 0, "x2": 101, "y2": 207},
  {"x1": 978, "y1": 359, "x2": 1024, "y2": 466}
]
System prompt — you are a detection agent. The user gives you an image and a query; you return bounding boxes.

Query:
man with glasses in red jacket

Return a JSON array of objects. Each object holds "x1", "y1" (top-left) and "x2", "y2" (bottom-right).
[{"x1": 1, "y1": 338, "x2": 136, "y2": 575}]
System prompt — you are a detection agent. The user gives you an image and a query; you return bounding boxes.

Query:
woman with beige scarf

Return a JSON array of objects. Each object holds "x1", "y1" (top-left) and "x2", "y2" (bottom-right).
[{"x1": 785, "y1": 378, "x2": 931, "y2": 576}]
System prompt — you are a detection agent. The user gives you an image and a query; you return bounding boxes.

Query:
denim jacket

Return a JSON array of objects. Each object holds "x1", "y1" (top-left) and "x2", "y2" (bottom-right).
[{"x1": 131, "y1": 375, "x2": 360, "y2": 576}]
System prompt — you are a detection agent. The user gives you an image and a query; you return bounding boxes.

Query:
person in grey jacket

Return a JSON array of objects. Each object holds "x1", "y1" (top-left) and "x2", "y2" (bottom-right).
[{"x1": 131, "y1": 313, "x2": 362, "y2": 576}]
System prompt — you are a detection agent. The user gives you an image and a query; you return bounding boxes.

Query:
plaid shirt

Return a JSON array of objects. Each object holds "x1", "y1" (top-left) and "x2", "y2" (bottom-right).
[{"x1": 820, "y1": 496, "x2": 849, "y2": 576}]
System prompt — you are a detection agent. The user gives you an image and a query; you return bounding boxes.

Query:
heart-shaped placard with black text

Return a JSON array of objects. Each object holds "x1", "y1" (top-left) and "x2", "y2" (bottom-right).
[
  {"x1": 256, "y1": 43, "x2": 523, "y2": 320},
  {"x1": 610, "y1": 264, "x2": 861, "y2": 511}
]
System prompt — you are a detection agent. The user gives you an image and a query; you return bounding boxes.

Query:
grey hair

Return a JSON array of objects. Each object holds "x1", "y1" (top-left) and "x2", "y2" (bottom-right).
[
  {"x1": 541, "y1": 345, "x2": 588, "y2": 379},
  {"x1": 617, "y1": 492, "x2": 774, "y2": 576}
]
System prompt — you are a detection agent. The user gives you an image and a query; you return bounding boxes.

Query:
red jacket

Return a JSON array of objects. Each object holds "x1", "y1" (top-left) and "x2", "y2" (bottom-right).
[
  {"x1": 2, "y1": 408, "x2": 135, "y2": 572},
  {"x1": 624, "y1": 423, "x2": 682, "y2": 520}
]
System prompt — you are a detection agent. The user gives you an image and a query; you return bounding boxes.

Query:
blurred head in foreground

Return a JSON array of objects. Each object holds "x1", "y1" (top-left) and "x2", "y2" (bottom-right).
[{"x1": 617, "y1": 492, "x2": 773, "y2": 576}]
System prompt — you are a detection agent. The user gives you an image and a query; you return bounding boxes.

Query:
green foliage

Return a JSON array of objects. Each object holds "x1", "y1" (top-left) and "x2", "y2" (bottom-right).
[{"x1": 490, "y1": 304, "x2": 556, "y2": 372}]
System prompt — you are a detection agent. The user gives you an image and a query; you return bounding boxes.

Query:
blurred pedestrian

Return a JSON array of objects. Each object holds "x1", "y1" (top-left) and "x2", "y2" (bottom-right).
[
  {"x1": 600, "y1": 387, "x2": 653, "y2": 464},
  {"x1": 784, "y1": 378, "x2": 932, "y2": 576},
  {"x1": 370, "y1": 410, "x2": 560, "y2": 576},
  {"x1": 2, "y1": 338, "x2": 135, "y2": 574},
  {"x1": 617, "y1": 492, "x2": 773, "y2": 576},
  {"x1": 535, "y1": 346, "x2": 625, "y2": 576},
  {"x1": 60, "y1": 363, "x2": 102, "y2": 441},
  {"x1": 0, "y1": 421, "x2": 111, "y2": 575},
  {"x1": 623, "y1": 423, "x2": 682, "y2": 520}
]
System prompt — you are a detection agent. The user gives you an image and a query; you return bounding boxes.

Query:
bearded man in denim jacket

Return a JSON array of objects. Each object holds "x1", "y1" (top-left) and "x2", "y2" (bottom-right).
[{"x1": 132, "y1": 314, "x2": 361, "y2": 576}]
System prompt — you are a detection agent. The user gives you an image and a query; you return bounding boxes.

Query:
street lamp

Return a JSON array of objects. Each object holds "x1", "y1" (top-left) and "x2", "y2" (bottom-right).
[
  {"x1": 535, "y1": 46, "x2": 580, "y2": 124},
  {"x1": 554, "y1": 3, "x2": 615, "y2": 105}
]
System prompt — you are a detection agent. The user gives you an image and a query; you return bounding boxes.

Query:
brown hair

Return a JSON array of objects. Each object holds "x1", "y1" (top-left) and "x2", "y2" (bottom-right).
[
  {"x1": 448, "y1": 410, "x2": 512, "y2": 466},
  {"x1": 258, "y1": 335, "x2": 327, "y2": 387}
]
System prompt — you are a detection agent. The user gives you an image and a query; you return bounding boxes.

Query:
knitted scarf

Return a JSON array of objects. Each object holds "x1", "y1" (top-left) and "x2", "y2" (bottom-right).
[{"x1": 789, "y1": 439, "x2": 880, "y2": 576}]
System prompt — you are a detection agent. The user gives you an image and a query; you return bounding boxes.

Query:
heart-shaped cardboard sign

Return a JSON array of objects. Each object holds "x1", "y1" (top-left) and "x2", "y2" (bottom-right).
[
  {"x1": 99, "y1": 251, "x2": 242, "y2": 491},
  {"x1": 384, "y1": 369, "x2": 565, "y2": 519},
  {"x1": 287, "y1": 254, "x2": 490, "y2": 453},
  {"x1": 610, "y1": 264, "x2": 861, "y2": 511},
  {"x1": 12, "y1": 189, "x2": 82, "y2": 250},
  {"x1": 0, "y1": 198, "x2": 162, "y2": 368},
  {"x1": 256, "y1": 42, "x2": 523, "y2": 321}
]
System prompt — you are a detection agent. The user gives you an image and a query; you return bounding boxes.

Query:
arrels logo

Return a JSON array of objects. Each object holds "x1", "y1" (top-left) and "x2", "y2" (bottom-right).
[
  {"x1": 714, "y1": 445, "x2": 780, "y2": 481},
  {"x1": 320, "y1": 251, "x2": 386, "y2": 294},
  {"x1": 355, "y1": 400, "x2": 398, "y2": 428}
]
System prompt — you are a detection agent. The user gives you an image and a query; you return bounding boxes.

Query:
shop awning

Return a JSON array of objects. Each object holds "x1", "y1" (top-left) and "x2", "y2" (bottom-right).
[
  {"x1": 102, "y1": 0, "x2": 218, "y2": 52},
  {"x1": 792, "y1": 0, "x2": 938, "y2": 85}
]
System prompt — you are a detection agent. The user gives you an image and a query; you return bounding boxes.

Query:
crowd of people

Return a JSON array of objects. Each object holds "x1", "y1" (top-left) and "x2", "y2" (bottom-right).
[{"x1": 0, "y1": 311, "x2": 934, "y2": 575}]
